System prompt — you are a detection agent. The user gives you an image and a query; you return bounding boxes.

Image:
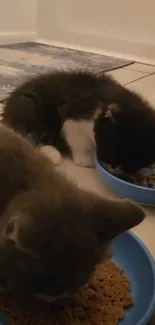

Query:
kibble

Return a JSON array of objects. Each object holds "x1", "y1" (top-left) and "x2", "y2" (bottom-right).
[{"x1": 0, "y1": 259, "x2": 133, "y2": 325}]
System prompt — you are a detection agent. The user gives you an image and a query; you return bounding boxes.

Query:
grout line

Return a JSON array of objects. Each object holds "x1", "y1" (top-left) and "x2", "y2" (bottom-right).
[
  {"x1": 107, "y1": 68, "x2": 150, "y2": 86},
  {"x1": 124, "y1": 67, "x2": 155, "y2": 73},
  {"x1": 124, "y1": 71, "x2": 155, "y2": 86},
  {"x1": 98, "y1": 61, "x2": 135, "y2": 74},
  {"x1": 124, "y1": 63, "x2": 155, "y2": 74}
]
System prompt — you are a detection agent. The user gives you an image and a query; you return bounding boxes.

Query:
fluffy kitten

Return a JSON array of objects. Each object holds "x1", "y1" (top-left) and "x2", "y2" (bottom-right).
[
  {"x1": 3, "y1": 69, "x2": 155, "y2": 172},
  {"x1": 0, "y1": 124, "x2": 144, "y2": 299}
]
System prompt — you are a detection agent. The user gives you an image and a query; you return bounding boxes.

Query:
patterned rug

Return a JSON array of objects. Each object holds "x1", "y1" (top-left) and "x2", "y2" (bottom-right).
[{"x1": 0, "y1": 42, "x2": 134, "y2": 101}]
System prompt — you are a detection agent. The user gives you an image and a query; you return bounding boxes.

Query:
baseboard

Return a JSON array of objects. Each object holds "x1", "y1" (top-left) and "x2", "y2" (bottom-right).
[
  {"x1": 0, "y1": 32, "x2": 36, "y2": 45},
  {"x1": 36, "y1": 37, "x2": 155, "y2": 66}
]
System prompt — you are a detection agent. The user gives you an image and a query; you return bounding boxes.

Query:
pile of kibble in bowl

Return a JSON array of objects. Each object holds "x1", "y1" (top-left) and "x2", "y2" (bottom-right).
[
  {"x1": 103, "y1": 162, "x2": 155, "y2": 188},
  {"x1": 0, "y1": 258, "x2": 133, "y2": 325}
]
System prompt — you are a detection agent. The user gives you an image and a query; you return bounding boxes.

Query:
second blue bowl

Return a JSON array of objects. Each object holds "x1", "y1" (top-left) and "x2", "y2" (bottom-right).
[{"x1": 94, "y1": 155, "x2": 155, "y2": 206}]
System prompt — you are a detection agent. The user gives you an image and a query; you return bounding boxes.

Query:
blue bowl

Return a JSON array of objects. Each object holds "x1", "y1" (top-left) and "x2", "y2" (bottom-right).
[
  {"x1": 111, "y1": 231, "x2": 155, "y2": 325},
  {"x1": 0, "y1": 232, "x2": 154, "y2": 325},
  {"x1": 94, "y1": 155, "x2": 155, "y2": 206}
]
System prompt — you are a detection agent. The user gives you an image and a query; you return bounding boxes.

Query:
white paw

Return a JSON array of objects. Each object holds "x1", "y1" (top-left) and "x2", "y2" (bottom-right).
[
  {"x1": 72, "y1": 152, "x2": 94, "y2": 167},
  {"x1": 40, "y1": 145, "x2": 62, "y2": 166}
]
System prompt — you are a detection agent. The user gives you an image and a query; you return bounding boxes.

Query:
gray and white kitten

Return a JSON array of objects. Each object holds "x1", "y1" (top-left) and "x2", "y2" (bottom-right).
[{"x1": 3, "y1": 69, "x2": 155, "y2": 173}]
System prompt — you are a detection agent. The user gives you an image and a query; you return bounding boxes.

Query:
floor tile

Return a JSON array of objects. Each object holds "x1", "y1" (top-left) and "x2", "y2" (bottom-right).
[
  {"x1": 56, "y1": 158, "x2": 115, "y2": 198},
  {"x1": 127, "y1": 73, "x2": 155, "y2": 106},
  {"x1": 126, "y1": 62, "x2": 155, "y2": 73},
  {"x1": 107, "y1": 68, "x2": 146, "y2": 85}
]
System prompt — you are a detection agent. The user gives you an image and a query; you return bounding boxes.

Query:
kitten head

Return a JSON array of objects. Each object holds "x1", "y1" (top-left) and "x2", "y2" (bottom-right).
[
  {"x1": 0, "y1": 189, "x2": 144, "y2": 297},
  {"x1": 95, "y1": 100, "x2": 155, "y2": 173}
]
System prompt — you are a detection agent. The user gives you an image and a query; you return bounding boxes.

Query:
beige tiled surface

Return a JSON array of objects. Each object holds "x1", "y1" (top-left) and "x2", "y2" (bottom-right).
[
  {"x1": 126, "y1": 62, "x2": 155, "y2": 73},
  {"x1": 107, "y1": 68, "x2": 146, "y2": 85},
  {"x1": 127, "y1": 74, "x2": 155, "y2": 106},
  {"x1": 107, "y1": 64, "x2": 155, "y2": 107},
  {"x1": 56, "y1": 64, "x2": 155, "y2": 324}
]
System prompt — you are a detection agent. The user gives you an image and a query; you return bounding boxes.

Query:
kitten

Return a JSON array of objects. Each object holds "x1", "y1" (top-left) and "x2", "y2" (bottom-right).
[
  {"x1": 3, "y1": 69, "x2": 155, "y2": 172},
  {"x1": 0, "y1": 124, "x2": 144, "y2": 299}
]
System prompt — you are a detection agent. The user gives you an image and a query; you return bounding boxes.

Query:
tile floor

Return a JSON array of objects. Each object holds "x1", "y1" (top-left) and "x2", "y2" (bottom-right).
[{"x1": 56, "y1": 62, "x2": 155, "y2": 324}]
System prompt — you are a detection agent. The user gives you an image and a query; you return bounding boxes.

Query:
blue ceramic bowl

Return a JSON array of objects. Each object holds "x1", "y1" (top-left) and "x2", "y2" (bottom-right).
[
  {"x1": 94, "y1": 155, "x2": 155, "y2": 206},
  {"x1": 0, "y1": 232, "x2": 155, "y2": 325},
  {"x1": 111, "y1": 231, "x2": 155, "y2": 325}
]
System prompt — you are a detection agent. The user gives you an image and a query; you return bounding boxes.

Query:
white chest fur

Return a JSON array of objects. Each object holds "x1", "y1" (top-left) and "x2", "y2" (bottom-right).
[{"x1": 62, "y1": 119, "x2": 95, "y2": 167}]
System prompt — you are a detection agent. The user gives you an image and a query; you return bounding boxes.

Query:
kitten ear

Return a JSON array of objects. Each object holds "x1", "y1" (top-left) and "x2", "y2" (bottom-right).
[
  {"x1": 93, "y1": 199, "x2": 145, "y2": 241},
  {"x1": 105, "y1": 104, "x2": 120, "y2": 124}
]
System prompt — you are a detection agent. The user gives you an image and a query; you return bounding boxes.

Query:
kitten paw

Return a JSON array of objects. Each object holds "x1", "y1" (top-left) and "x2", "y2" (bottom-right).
[
  {"x1": 40, "y1": 145, "x2": 62, "y2": 166},
  {"x1": 72, "y1": 152, "x2": 94, "y2": 167}
]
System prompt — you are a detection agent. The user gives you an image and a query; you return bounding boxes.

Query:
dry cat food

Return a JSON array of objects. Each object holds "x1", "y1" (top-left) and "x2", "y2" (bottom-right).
[
  {"x1": 130, "y1": 167, "x2": 155, "y2": 188},
  {"x1": 102, "y1": 161, "x2": 155, "y2": 188},
  {"x1": 0, "y1": 260, "x2": 133, "y2": 325}
]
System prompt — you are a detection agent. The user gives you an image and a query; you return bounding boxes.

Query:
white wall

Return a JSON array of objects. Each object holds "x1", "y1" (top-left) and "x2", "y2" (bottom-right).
[
  {"x1": 36, "y1": 0, "x2": 155, "y2": 64},
  {"x1": 0, "y1": 0, "x2": 37, "y2": 43},
  {"x1": 0, "y1": 0, "x2": 154, "y2": 63}
]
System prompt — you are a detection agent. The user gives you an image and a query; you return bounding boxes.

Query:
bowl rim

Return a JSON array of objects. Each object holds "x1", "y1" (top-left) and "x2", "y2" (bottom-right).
[
  {"x1": 126, "y1": 231, "x2": 155, "y2": 325},
  {"x1": 94, "y1": 155, "x2": 155, "y2": 193}
]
